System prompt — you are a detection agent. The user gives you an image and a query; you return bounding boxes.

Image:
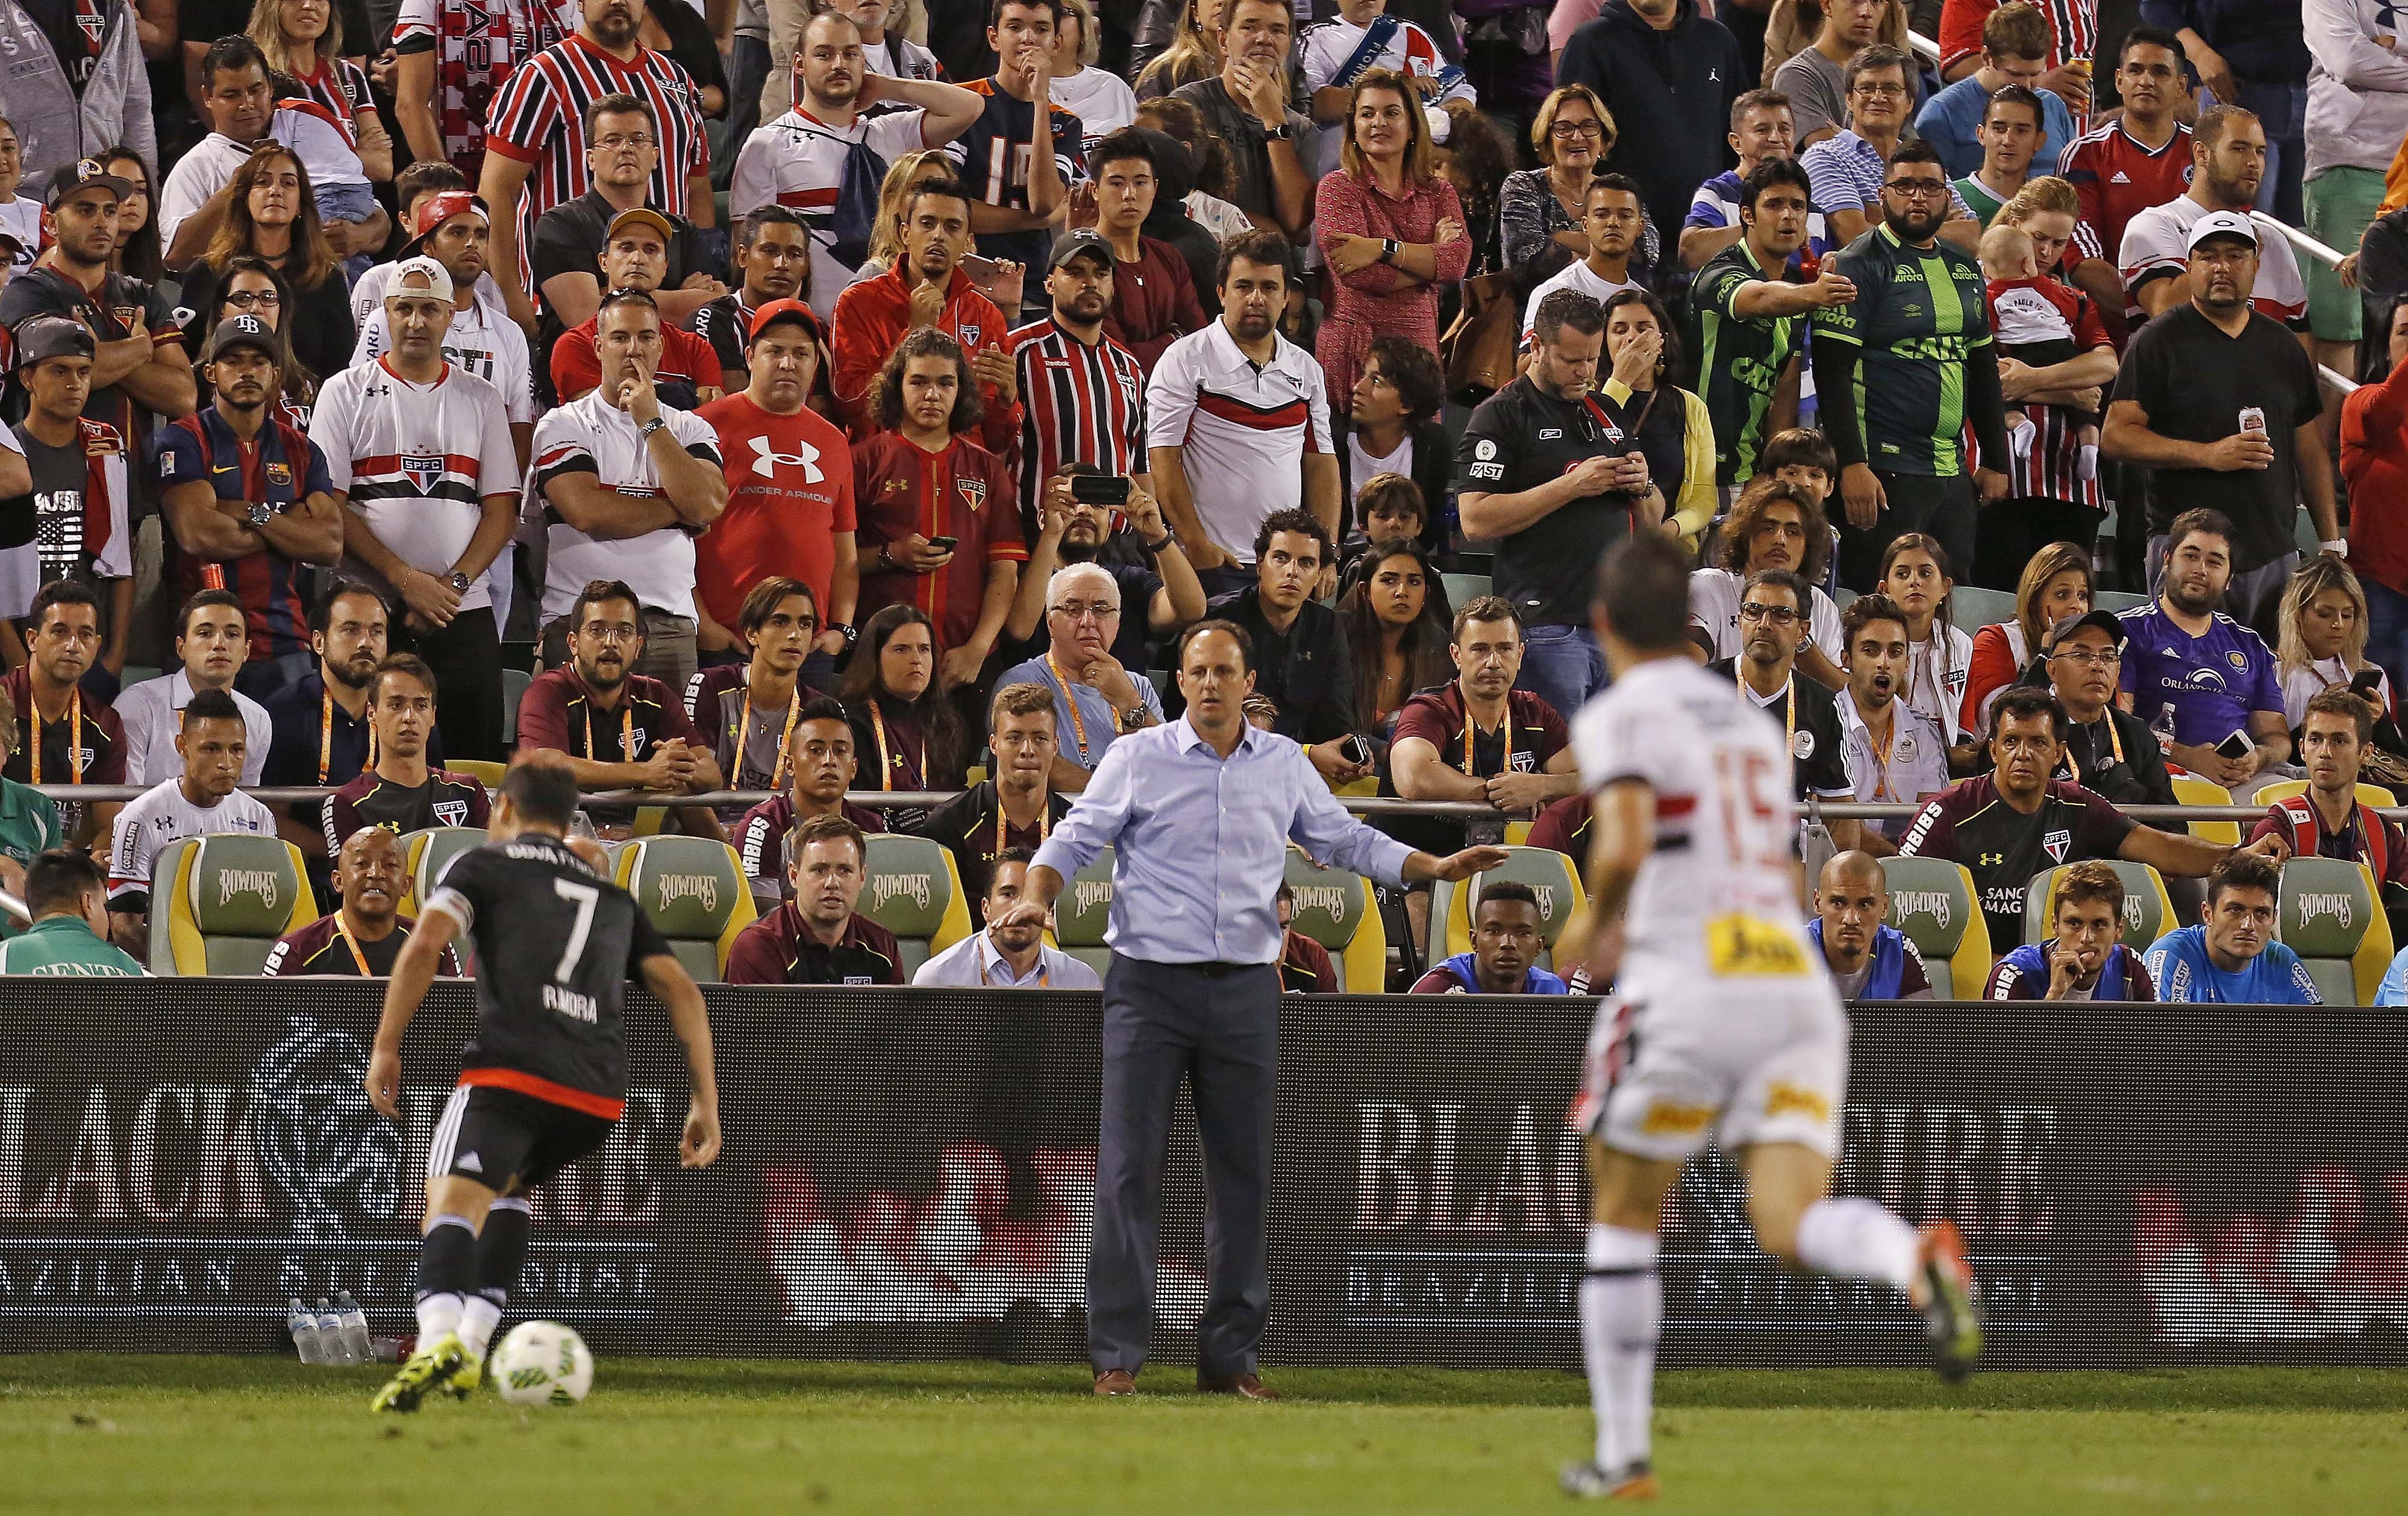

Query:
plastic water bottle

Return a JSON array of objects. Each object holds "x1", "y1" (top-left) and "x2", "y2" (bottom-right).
[
  {"x1": 289, "y1": 1297, "x2": 327, "y2": 1364},
  {"x1": 336, "y1": 1291, "x2": 373, "y2": 1365},
  {"x1": 315, "y1": 1298, "x2": 352, "y2": 1364},
  {"x1": 2151, "y1": 705, "x2": 2178, "y2": 756}
]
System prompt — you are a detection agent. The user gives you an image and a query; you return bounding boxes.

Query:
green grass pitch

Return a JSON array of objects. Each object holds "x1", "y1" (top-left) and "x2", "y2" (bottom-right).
[{"x1": 5, "y1": 1358, "x2": 2403, "y2": 1514}]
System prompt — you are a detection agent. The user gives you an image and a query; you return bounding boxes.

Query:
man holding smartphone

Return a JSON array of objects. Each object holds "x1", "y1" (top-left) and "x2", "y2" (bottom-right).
[{"x1": 1005, "y1": 463, "x2": 1207, "y2": 677}]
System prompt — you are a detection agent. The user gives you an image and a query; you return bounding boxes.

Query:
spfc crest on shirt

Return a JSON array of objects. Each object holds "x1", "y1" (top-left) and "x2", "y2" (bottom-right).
[
  {"x1": 433, "y1": 799, "x2": 470, "y2": 826},
  {"x1": 76, "y1": 10, "x2": 106, "y2": 44},
  {"x1": 959, "y1": 325, "x2": 982, "y2": 348},
  {"x1": 957, "y1": 476, "x2": 987, "y2": 512},
  {"x1": 402, "y1": 447, "x2": 445, "y2": 493},
  {"x1": 2042, "y1": 827, "x2": 2072, "y2": 864}
]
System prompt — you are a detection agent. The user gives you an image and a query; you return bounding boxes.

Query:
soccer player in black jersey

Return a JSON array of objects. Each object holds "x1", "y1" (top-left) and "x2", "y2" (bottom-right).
[{"x1": 364, "y1": 754, "x2": 720, "y2": 1412}]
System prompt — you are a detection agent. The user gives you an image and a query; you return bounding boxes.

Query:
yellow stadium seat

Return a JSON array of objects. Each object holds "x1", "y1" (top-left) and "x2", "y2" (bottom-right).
[
  {"x1": 857, "y1": 834, "x2": 973, "y2": 979},
  {"x1": 2024, "y1": 861, "x2": 2175, "y2": 950},
  {"x1": 2278, "y1": 857, "x2": 2394, "y2": 1006},
  {"x1": 1876, "y1": 856, "x2": 1992, "y2": 994},
  {"x1": 1283, "y1": 848, "x2": 1386, "y2": 992},
  {"x1": 444, "y1": 759, "x2": 508, "y2": 792},
  {"x1": 2168, "y1": 775, "x2": 2238, "y2": 844},
  {"x1": 148, "y1": 835, "x2": 318, "y2": 976},
  {"x1": 611, "y1": 836, "x2": 757, "y2": 982},
  {"x1": 1428, "y1": 845, "x2": 1588, "y2": 973},
  {"x1": 2253, "y1": 779, "x2": 2398, "y2": 810},
  {"x1": 398, "y1": 827, "x2": 487, "y2": 916}
]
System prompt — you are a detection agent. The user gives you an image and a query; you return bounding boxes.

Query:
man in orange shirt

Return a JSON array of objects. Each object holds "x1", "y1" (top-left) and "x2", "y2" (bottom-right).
[
  {"x1": 696, "y1": 299, "x2": 859, "y2": 662},
  {"x1": 827, "y1": 177, "x2": 1022, "y2": 456}
]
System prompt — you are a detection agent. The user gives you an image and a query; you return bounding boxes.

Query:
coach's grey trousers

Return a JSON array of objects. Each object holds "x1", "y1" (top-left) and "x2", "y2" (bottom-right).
[{"x1": 1089, "y1": 954, "x2": 1281, "y2": 1382}]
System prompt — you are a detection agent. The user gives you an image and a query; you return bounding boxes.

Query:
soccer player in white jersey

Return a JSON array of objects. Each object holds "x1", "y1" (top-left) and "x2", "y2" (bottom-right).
[{"x1": 1559, "y1": 531, "x2": 1980, "y2": 1500}]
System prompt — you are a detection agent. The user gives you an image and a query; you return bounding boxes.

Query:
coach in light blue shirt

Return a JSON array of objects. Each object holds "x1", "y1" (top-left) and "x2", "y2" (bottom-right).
[{"x1": 1007, "y1": 619, "x2": 1506, "y2": 1400}]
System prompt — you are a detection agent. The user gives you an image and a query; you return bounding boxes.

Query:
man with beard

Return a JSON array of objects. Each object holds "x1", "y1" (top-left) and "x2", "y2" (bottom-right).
[
  {"x1": 548, "y1": 208, "x2": 726, "y2": 412},
  {"x1": 262, "y1": 580, "x2": 393, "y2": 863},
  {"x1": 1808, "y1": 850, "x2": 1936, "y2": 1000},
  {"x1": 1690, "y1": 158, "x2": 1858, "y2": 495},
  {"x1": 1834, "y1": 594, "x2": 1948, "y2": 855},
  {"x1": 2036, "y1": 608, "x2": 2175, "y2": 810},
  {"x1": 998, "y1": 561, "x2": 1163, "y2": 792},
  {"x1": 947, "y1": 0, "x2": 1082, "y2": 313},
  {"x1": 1899, "y1": 684, "x2": 2275, "y2": 951},
  {"x1": 2249, "y1": 688, "x2": 2408, "y2": 907},
  {"x1": 156, "y1": 316, "x2": 342, "y2": 698},
  {"x1": 1520, "y1": 176, "x2": 1650, "y2": 350},
  {"x1": 696, "y1": 301, "x2": 856, "y2": 665},
  {"x1": 530, "y1": 93, "x2": 722, "y2": 347},
  {"x1": 1810, "y1": 137, "x2": 2010, "y2": 590},
  {"x1": 1171, "y1": 0, "x2": 1311, "y2": 237},
  {"x1": 481, "y1": 0, "x2": 714, "y2": 315},
  {"x1": 1707, "y1": 569, "x2": 1859, "y2": 847},
  {"x1": 693, "y1": 207, "x2": 813, "y2": 389},
  {"x1": 2115, "y1": 508, "x2": 2292, "y2": 800},
  {"x1": 323, "y1": 654, "x2": 494, "y2": 855},
  {"x1": 1407, "y1": 883, "x2": 1570, "y2": 996},
  {"x1": 113, "y1": 590, "x2": 272, "y2": 788},
  {"x1": 1005, "y1": 462, "x2": 1202, "y2": 674},
  {"x1": 3, "y1": 318, "x2": 133, "y2": 686},
  {"x1": 724, "y1": 811, "x2": 904, "y2": 984},
  {"x1": 352, "y1": 194, "x2": 537, "y2": 468},
  {"x1": 733, "y1": 9, "x2": 981, "y2": 322},
  {"x1": 263, "y1": 826, "x2": 465, "y2": 978},
  {"x1": 828, "y1": 180, "x2": 1022, "y2": 454},
  {"x1": 535, "y1": 290, "x2": 729, "y2": 691},
  {"x1": 2, "y1": 581, "x2": 127, "y2": 846},
  {"x1": 1984, "y1": 861, "x2": 2154, "y2": 1001},
  {"x1": 730, "y1": 694, "x2": 886, "y2": 908},
  {"x1": 2107, "y1": 215, "x2": 2337, "y2": 625},
  {"x1": 2145, "y1": 851, "x2": 2321, "y2": 1005},
  {"x1": 2121, "y1": 106, "x2": 2309, "y2": 327},
  {"x1": 310, "y1": 257, "x2": 519, "y2": 762},
  {"x1": 1079, "y1": 130, "x2": 1207, "y2": 376},
  {"x1": 916, "y1": 847, "x2": 1102, "y2": 988},
  {"x1": 1012, "y1": 231, "x2": 1149, "y2": 523},
  {"x1": 908, "y1": 681, "x2": 1072, "y2": 904},
  {"x1": 1687, "y1": 477, "x2": 1847, "y2": 689},
  {"x1": 516, "y1": 577, "x2": 723, "y2": 832}
]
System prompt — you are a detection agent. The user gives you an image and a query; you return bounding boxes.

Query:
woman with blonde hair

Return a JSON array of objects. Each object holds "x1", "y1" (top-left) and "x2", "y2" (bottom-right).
[
  {"x1": 1315, "y1": 69, "x2": 1469, "y2": 410},
  {"x1": 1495, "y1": 85, "x2": 1657, "y2": 274},
  {"x1": 186, "y1": 144, "x2": 356, "y2": 388},
  {"x1": 2279, "y1": 556, "x2": 2397, "y2": 727},
  {"x1": 1959, "y1": 539, "x2": 2091, "y2": 733},
  {"x1": 1134, "y1": 0, "x2": 1224, "y2": 101}
]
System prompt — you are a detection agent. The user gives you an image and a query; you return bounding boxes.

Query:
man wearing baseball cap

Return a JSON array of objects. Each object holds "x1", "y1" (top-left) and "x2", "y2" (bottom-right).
[
  {"x1": 696, "y1": 299, "x2": 857, "y2": 665},
  {"x1": 2030, "y1": 607, "x2": 2176, "y2": 812},
  {"x1": 548, "y1": 206, "x2": 724, "y2": 412},
  {"x1": 2104, "y1": 204, "x2": 2339, "y2": 631},
  {"x1": 4, "y1": 316, "x2": 133, "y2": 681},
  {"x1": 154, "y1": 315, "x2": 341, "y2": 697},
  {"x1": 1009, "y1": 228, "x2": 1151, "y2": 527},
  {"x1": 352, "y1": 192, "x2": 536, "y2": 465}
]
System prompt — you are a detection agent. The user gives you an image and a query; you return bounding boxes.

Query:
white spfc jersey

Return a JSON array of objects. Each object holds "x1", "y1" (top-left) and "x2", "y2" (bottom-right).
[{"x1": 1571, "y1": 654, "x2": 1815, "y2": 985}]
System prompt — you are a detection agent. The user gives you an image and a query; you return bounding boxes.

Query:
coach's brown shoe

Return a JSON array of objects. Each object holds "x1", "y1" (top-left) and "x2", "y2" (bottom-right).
[
  {"x1": 1093, "y1": 1370, "x2": 1137, "y2": 1397},
  {"x1": 1198, "y1": 1373, "x2": 1280, "y2": 1401}
]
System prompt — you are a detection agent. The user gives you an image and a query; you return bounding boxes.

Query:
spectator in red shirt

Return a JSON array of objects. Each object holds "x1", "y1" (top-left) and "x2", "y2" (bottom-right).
[
  {"x1": 2345, "y1": 296, "x2": 2408, "y2": 696},
  {"x1": 724, "y1": 811, "x2": 905, "y2": 985},
  {"x1": 1080, "y1": 128, "x2": 1206, "y2": 375},
  {"x1": 695, "y1": 299, "x2": 858, "y2": 662},
  {"x1": 2249, "y1": 688, "x2": 2408, "y2": 899},
  {"x1": 851, "y1": 328, "x2": 1027, "y2": 691},
  {"x1": 1275, "y1": 881, "x2": 1338, "y2": 992},
  {"x1": 548, "y1": 208, "x2": 725, "y2": 410},
  {"x1": 827, "y1": 177, "x2": 1023, "y2": 453}
]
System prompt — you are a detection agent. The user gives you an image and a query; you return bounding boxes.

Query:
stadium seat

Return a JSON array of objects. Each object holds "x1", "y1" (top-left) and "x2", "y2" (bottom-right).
[
  {"x1": 1283, "y1": 849, "x2": 1386, "y2": 992},
  {"x1": 146, "y1": 835, "x2": 319, "y2": 976},
  {"x1": 2023, "y1": 861, "x2": 2175, "y2": 950},
  {"x1": 398, "y1": 827, "x2": 487, "y2": 915},
  {"x1": 1440, "y1": 572, "x2": 1490, "y2": 611},
  {"x1": 2278, "y1": 857, "x2": 2393, "y2": 1006},
  {"x1": 2253, "y1": 779, "x2": 2400, "y2": 810},
  {"x1": 1049, "y1": 846, "x2": 1115, "y2": 979},
  {"x1": 610, "y1": 836, "x2": 758, "y2": 982},
  {"x1": 1875, "y1": 856, "x2": 1991, "y2": 995},
  {"x1": 1427, "y1": 845, "x2": 1588, "y2": 973},
  {"x1": 1949, "y1": 585, "x2": 2018, "y2": 632},
  {"x1": 501, "y1": 668, "x2": 531, "y2": 745},
  {"x1": 446, "y1": 759, "x2": 508, "y2": 792},
  {"x1": 2093, "y1": 590, "x2": 2148, "y2": 613},
  {"x1": 857, "y1": 834, "x2": 972, "y2": 979},
  {"x1": 2169, "y1": 775, "x2": 2239, "y2": 844}
]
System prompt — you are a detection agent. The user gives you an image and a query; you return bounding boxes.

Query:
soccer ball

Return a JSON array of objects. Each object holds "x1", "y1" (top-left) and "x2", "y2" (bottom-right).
[{"x1": 491, "y1": 1321, "x2": 593, "y2": 1407}]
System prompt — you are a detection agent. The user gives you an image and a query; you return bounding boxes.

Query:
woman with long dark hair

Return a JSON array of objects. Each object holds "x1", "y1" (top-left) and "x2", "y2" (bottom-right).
[
  {"x1": 98, "y1": 145, "x2": 162, "y2": 284},
  {"x1": 1595, "y1": 289, "x2": 1715, "y2": 551},
  {"x1": 199, "y1": 255, "x2": 320, "y2": 426},
  {"x1": 840, "y1": 605, "x2": 969, "y2": 827},
  {"x1": 185, "y1": 144, "x2": 356, "y2": 387},
  {"x1": 1337, "y1": 538, "x2": 1454, "y2": 738}
]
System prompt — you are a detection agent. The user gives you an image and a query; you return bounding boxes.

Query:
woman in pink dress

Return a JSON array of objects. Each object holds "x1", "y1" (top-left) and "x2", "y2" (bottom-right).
[{"x1": 1313, "y1": 68, "x2": 1472, "y2": 422}]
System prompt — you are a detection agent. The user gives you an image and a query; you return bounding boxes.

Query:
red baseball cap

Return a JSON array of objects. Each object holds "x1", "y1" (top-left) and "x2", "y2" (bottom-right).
[
  {"x1": 401, "y1": 190, "x2": 489, "y2": 256},
  {"x1": 747, "y1": 298, "x2": 826, "y2": 343}
]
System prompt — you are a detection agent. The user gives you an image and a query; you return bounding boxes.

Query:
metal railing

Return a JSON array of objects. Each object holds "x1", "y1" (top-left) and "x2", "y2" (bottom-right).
[{"x1": 2247, "y1": 212, "x2": 2362, "y2": 398}]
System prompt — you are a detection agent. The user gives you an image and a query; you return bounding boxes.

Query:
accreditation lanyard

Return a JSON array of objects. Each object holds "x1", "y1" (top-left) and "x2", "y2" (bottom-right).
[
  {"x1": 30, "y1": 690, "x2": 82, "y2": 785},
  {"x1": 1466, "y1": 698, "x2": 1512, "y2": 777},
  {"x1": 331, "y1": 913, "x2": 372, "y2": 976},
  {"x1": 319, "y1": 688, "x2": 377, "y2": 785},
  {"x1": 980, "y1": 944, "x2": 1048, "y2": 988},
  {"x1": 869, "y1": 700, "x2": 922, "y2": 792},
  {"x1": 584, "y1": 702, "x2": 636, "y2": 764},
  {"x1": 1865, "y1": 709, "x2": 1899, "y2": 803},
  {"x1": 2063, "y1": 714, "x2": 2124, "y2": 788},
  {"x1": 739, "y1": 687, "x2": 802, "y2": 789},
  {"x1": 995, "y1": 793, "x2": 1049, "y2": 860},
  {"x1": 1046, "y1": 652, "x2": 1092, "y2": 763}
]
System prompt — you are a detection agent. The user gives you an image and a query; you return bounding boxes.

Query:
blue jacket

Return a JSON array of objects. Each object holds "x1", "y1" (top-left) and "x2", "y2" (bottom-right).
[
  {"x1": 1428, "y1": 951, "x2": 1569, "y2": 995},
  {"x1": 1809, "y1": 919, "x2": 1916, "y2": 998}
]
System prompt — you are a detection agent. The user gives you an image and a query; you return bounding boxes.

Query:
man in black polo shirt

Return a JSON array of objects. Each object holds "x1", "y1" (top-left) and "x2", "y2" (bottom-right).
[
  {"x1": 2034, "y1": 609, "x2": 2175, "y2": 812},
  {"x1": 1707, "y1": 569, "x2": 1857, "y2": 847},
  {"x1": 1898, "y1": 685, "x2": 2274, "y2": 951},
  {"x1": 724, "y1": 812, "x2": 905, "y2": 985},
  {"x1": 908, "y1": 680, "x2": 1071, "y2": 904},
  {"x1": 1199, "y1": 509, "x2": 1368, "y2": 784},
  {"x1": 1457, "y1": 287, "x2": 1655, "y2": 724}
]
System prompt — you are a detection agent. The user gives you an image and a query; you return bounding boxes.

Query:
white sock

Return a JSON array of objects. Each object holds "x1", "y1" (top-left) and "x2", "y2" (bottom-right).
[
  {"x1": 1794, "y1": 1197, "x2": 1920, "y2": 1294},
  {"x1": 1580, "y1": 1224, "x2": 1662, "y2": 1473},
  {"x1": 458, "y1": 1296, "x2": 503, "y2": 1359},
  {"x1": 2078, "y1": 442, "x2": 2100, "y2": 481},
  {"x1": 415, "y1": 1292, "x2": 463, "y2": 1344},
  {"x1": 2007, "y1": 414, "x2": 2036, "y2": 462}
]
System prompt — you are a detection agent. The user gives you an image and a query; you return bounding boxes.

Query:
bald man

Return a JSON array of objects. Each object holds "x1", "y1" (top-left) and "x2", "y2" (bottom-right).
[
  {"x1": 1809, "y1": 850, "x2": 1934, "y2": 1000},
  {"x1": 262, "y1": 827, "x2": 465, "y2": 977}
]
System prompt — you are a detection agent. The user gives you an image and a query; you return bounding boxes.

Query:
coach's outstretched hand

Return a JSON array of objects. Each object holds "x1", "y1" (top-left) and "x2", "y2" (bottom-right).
[{"x1": 1412, "y1": 845, "x2": 1514, "y2": 885}]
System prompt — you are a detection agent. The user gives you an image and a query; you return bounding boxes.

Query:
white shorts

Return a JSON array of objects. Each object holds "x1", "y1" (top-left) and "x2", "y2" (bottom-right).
[{"x1": 1572, "y1": 969, "x2": 1849, "y2": 1162}]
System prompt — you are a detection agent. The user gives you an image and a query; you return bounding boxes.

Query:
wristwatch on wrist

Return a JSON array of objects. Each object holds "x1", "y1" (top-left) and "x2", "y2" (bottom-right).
[
  {"x1": 1120, "y1": 704, "x2": 1149, "y2": 733},
  {"x1": 446, "y1": 571, "x2": 472, "y2": 593},
  {"x1": 1379, "y1": 237, "x2": 1400, "y2": 265},
  {"x1": 831, "y1": 621, "x2": 857, "y2": 647},
  {"x1": 245, "y1": 501, "x2": 272, "y2": 527},
  {"x1": 1139, "y1": 531, "x2": 1175, "y2": 555},
  {"x1": 2321, "y1": 539, "x2": 2348, "y2": 554},
  {"x1": 638, "y1": 416, "x2": 669, "y2": 438},
  {"x1": 1263, "y1": 121, "x2": 1294, "y2": 142}
]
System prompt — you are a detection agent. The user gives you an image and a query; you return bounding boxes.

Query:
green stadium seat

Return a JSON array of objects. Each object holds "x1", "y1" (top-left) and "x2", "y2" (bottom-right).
[
  {"x1": 148, "y1": 835, "x2": 318, "y2": 976},
  {"x1": 2093, "y1": 590, "x2": 2148, "y2": 614},
  {"x1": 2024, "y1": 860, "x2": 2175, "y2": 950},
  {"x1": 2278, "y1": 857, "x2": 2392, "y2": 1006},
  {"x1": 398, "y1": 827, "x2": 487, "y2": 916},
  {"x1": 502, "y1": 668, "x2": 532, "y2": 746},
  {"x1": 1050, "y1": 845, "x2": 1116, "y2": 980},
  {"x1": 1948, "y1": 584, "x2": 2019, "y2": 634},
  {"x1": 1440, "y1": 572, "x2": 1491, "y2": 612},
  {"x1": 1282, "y1": 849, "x2": 1386, "y2": 992},
  {"x1": 857, "y1": 834, "x2": 972, "y2": 979},
  {"x1": 1427, "y1": 845, "x2": 1587, "y2": 974},
  {"x1": 611, "y1": 836, "x2": 757, "y2": 982},
  {"x1": 1876, "y1": 856, "x2": 1991, "y2": 995}
]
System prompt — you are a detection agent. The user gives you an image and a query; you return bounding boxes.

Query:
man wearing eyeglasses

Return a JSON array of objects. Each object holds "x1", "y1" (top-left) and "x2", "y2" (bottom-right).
[
  {"x1": 1706, "y1": 568, "x2": 1859, "y2": 847},
  {"x1": 529, "y1": 94, "x2": 724, "y2": 363},
  {"x1": 996, "y1": 561, "x2": 1164, "y2": 794},
  {"x1": 2033, "y1": 607, "x2": 2175, "y2": 810},
  {"x1": 1801, "y1": 46, "x2": 1980, "y2": 252},
  {"x1": 1810, "y1": 127, "x2": 2010, "y2": 591}
]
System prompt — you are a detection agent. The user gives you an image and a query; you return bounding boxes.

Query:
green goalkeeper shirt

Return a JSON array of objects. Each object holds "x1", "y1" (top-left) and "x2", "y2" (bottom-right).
[
  {"x1": 1691, "y1": 238, "x2": 1809, "y2": 487},
  {"x1": 1809, "y1": 223, "x2": 1994, "y2": 478}
]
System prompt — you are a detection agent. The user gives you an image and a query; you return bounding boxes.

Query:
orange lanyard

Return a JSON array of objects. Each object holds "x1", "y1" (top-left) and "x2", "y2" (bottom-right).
[
  {"x1": 584, "y1": 701, "x2": 636, "y2": 763},
  {"x1": 1465, "y1": 698, "x2": 1512, "y2": 775},
  {"x1": 869, "y1": 700, "x2": 921, "y2": 791},
  {"x1": 995, "y1": 790, "x2": 1050, "y2": 859},
  {"x1": 30, "y1": 689, "x2": 81, "y2": 786},
  {"x1": 2064, "y1": 713, "x2": 2124, "y2": 786},
  {"x1": 738, "y1": 686, "x2": 801, "y2": 788},
  {"x1": 331, "y1": 912, "x2": 372, "y2": 976},
  {"x1": 980, "y1": 945, "x2": 1049, "y2": 988},
  {"x1": 320, "y1": 688, "x2": 375, "y2": 784},
  {"x1": 1865, "y1": 708, "x2": 1898, "y2": 802},
  {"x1": 1046, "y1": 652, "x2": 1091, "y2": 763}
]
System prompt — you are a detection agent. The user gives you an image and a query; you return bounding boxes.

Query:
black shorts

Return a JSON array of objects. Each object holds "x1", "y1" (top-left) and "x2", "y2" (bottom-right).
[{"x1": 427, "y1": 1085, "x2": 615, "y2": 1191}]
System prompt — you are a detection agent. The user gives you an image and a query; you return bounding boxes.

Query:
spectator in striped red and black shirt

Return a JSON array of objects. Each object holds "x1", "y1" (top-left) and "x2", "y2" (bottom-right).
[{"x1": 1011, "y1": 229, "x2": 1149, "y2": 524}]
